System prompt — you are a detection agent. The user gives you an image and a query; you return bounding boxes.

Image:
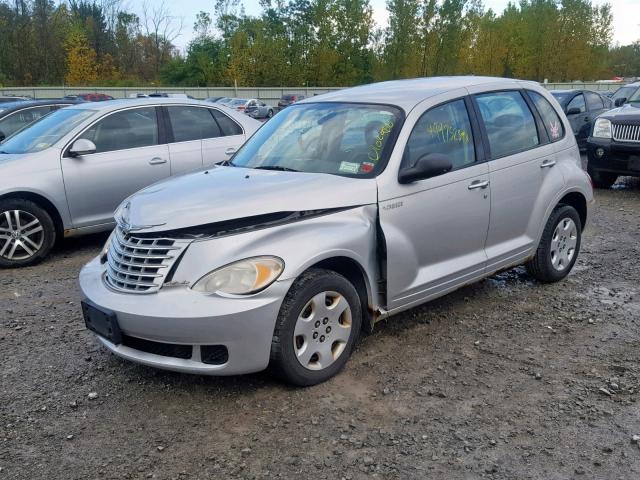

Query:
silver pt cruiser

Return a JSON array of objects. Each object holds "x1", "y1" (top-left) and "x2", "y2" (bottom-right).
[{"x1": 80, "y1": 77, "x2": 594, "y2": 386}]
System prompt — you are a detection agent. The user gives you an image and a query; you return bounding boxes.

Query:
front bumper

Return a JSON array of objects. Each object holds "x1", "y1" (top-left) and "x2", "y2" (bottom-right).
[
  {"x1": 79, "y1": 256, "x2": 292, "y2": 375},
  {"x1": 586, "y1": 137, "x2": 640, "y2": 176}
]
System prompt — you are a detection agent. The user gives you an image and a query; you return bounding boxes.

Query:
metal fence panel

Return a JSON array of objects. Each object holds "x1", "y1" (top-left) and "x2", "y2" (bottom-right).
[{"x1": 0, "y1": 82, "x2": 622, "y2": 104}]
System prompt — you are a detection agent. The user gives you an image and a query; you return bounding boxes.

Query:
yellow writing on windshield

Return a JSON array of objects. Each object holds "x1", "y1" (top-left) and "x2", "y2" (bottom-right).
[
  {"x1": 368, "y1": 120, "x2": 394, "y2": 163},
  {"x1": 427, "y1": 122, "x2": 470, "y2": 144}
]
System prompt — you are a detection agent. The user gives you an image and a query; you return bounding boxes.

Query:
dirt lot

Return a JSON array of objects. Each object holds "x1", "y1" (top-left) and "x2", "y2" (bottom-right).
[{"x1": 2, "y1": 177, "x2": 640, "y2": 480}]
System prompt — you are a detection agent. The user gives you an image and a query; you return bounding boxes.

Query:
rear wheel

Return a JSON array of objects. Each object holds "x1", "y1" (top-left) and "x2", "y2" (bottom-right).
[
  {"x1": 526, "y1": 205, "x2": 581, "y2": 283},
  {"x1": 270, "y1": 268, "x2": 362, "y2": 386},
  {"x1": 588, "y1": 166, "x2": 617, "y2": 189},
  {"x1": 0, "y1": 199, "x2": 56, "y2": 268},
  {"x1": 267, "y1": 109, "x2": 274, "y2": 118}
]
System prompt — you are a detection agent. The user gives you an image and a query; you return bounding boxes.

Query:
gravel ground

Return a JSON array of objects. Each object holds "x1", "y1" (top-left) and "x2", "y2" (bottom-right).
[{"x1": 2, "y1": 177, "x2": 640, "y2": 480}]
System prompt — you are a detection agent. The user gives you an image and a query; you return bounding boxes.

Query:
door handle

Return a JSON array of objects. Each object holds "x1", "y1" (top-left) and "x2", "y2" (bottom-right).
[
  {"x1": 149, "y1": 157, "x2": 167, "y2": 165},
  {"x1": 540, "y1": 159, "x2": 556, "y2": 168},
  {"x1": 468, "y1": 179, "x2": 490, "y2": 190},
  {"x1": 224, "y1": 147, "x2": 237, "y2": 156}
]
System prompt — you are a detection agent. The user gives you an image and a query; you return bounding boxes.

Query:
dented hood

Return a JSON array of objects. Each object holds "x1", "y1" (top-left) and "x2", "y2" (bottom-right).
[{"x1": 121, "y1": 166, "x2": 378, "y2": 234}]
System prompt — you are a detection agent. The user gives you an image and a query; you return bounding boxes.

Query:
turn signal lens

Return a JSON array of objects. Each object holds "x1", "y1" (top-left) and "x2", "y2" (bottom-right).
[
  {"x1": 192, "y1": 256, "x2": 284, "y2": 295},
  {"x1": 592, "y1": 118, "x2": 612, "y2": 139},
  {"x1": 100, "y1": 230, "x2": 115, "y2": 264}
]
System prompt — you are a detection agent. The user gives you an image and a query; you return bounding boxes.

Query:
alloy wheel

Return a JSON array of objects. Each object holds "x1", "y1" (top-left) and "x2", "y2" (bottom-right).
[
  {"x1": 550, "y1": 217, "x2": 577, "y2": 271},
  {"x1": 293, "y1": 290, "x2": 353, "y2": 370},
  {"x1": 0, "y1": 210, "x2": 44, "y2": 261}
]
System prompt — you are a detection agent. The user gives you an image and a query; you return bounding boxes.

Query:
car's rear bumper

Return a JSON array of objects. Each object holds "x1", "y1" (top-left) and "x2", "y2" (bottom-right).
[
  {"x1": 79, "y1": 256, "x2": 292, "y2": 375},
  {"x1": 587, "y1": 137, "x2": 640, "y2": 176}
]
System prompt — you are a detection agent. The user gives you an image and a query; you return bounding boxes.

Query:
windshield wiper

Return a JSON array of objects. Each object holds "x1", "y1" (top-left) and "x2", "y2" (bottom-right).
[
  {"x1": 0, "y1": 151, "x2": 9, "y2": 154},
  {"x1": 253, "y1": 165, "x2": 300, "y2": 172}
]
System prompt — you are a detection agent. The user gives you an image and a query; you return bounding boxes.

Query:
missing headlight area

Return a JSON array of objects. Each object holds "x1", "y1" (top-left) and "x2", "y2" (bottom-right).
[{"x1": 133, "y1": 207, "x2": 358, "y2": 240}]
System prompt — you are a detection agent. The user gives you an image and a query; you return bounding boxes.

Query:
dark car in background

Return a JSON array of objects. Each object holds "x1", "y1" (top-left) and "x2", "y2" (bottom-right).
[
  {"x1": 551, "y1": 89, "x2": 612, "y2": 150},
  {"x1": 587, "y1": 89, "x2": 640, "y2": 188},
  {"x1": 277, "y1": 93, "x2": 305, "y2": 109},
  {"x1": 0, "y1": 99, "x2": 78, "y2": 141},
  {"x1": 610, "y1": 82, "x2": 640, "y2": 107},
  {"x1": 0, "y1": 96, "x2": 29, "y2": 103}
]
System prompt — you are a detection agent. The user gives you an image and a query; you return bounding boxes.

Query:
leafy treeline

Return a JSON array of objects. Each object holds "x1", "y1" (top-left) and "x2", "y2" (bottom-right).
[{"x1": 0, "y1": 0, "x2": 637, "y2": 87}]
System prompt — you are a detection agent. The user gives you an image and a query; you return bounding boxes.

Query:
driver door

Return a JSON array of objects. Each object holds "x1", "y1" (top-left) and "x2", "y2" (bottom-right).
[
  {"x1": 61, "y1": 106, "x2": 170, "y2": 228},
  {"x1": 378, "y1": 94, "x2": 491, "y2": 312}
]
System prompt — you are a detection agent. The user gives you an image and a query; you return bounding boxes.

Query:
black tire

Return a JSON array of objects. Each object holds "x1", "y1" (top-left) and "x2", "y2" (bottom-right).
[
  {"x1": 0, "y1": 198, "x2": 56, "y2": 268},
  {"x1": 267, "y1": 109, "x2": 274, "y2": 118},
  {"x1": 587, "y1": 166, "x2": 617, "y2": 189},
  {"x1": 270, "y1": 268, "x2": 362, "y2": 386},
  {"x1": 526, "y1": 205, "x2": 581, "y2": 283}
]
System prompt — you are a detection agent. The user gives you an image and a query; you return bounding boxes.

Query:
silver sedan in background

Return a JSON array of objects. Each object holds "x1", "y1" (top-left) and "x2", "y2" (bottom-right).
[{"x1": 0, "y1": 98, "x2": 261, "y2": 267}]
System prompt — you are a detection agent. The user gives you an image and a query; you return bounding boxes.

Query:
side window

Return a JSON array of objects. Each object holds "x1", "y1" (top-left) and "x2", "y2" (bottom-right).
[
  {"x1": 402, "y1": 99, "x2": 476, "y2": 172},
  {"x1": 0, "y1": 106, "x2": 52, "y2": 138},
  {"x1": 167, "y1": 106, "x2": 221, "y2": 142},
  {"x1": 585, "y1": 92, "x2": 604, "y2": 111},
  {"x1": 475, "y1": 91, "x2": 539, "y2": 158},
  {"x1": 78, "y1": 107, "x2": 158, "y2": 153},
  {"x1": 210, "y1": 109, "x2": 243, "y2": 136},
  {"x1": 528, "y1": 90, "x2": 565, "y2": 142},
  {"x1": 566, "y1": 94, "x2": 586, "y2": 113}
]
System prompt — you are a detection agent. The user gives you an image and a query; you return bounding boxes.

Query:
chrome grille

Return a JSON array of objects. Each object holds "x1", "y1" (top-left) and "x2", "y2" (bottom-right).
[
  {"x1": 105, "y1": 227, "x2": 187, "y2": 293},
  {"x1": 612, "y1": 123, "x2": 640, "y2": 143}
]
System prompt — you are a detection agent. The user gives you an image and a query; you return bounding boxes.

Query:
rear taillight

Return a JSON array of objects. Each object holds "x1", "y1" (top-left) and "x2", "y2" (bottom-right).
[
  {"x1": 237, "y1": 106, "x2": 245, "y2": 110},
  {"x1": 291, "y1": 96, "x2": 297, "y2": 102}
]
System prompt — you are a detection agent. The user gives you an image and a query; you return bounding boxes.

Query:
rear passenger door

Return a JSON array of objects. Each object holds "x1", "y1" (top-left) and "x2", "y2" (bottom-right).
[
  {"x1": 164, "y1": 106, "x2": 212, "y2": 175},
  {"x1": 202, "y1": 108, "x2": 246, "y2": 166},
  {"x1": 470, "y1": 89, "x2": 565, "y2": 273}
]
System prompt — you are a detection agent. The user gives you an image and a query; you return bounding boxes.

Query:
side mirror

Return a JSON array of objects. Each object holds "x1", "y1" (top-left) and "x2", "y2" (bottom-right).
[
  {"x1": 398, "y1": 153, "x2": 453, "y2": 184},
  {"x1": 614, "y1": 97, "x2": 626, "y2": 107},
  {"x1": 69, "y1": 138, "x2": 96, "y2": 157},
  {"x1": 566, "y1": 107, "x2": 582, "y2": 115},
  {"x1": 0, "y1": 131, "x2": 5, "y2": 142}
]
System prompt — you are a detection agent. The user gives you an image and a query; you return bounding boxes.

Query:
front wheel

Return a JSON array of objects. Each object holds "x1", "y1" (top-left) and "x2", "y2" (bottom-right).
[
  {"x1": 0, "y1": 198, "x2": 56, "y2": 268},
  {"x1": 270, "y1": 269, "x2": 362, "y2": 386},
  {"x1": 266, "y1": 109, "x2": 274, "y2": 119},
  {"x1": 526, "y1": 205, "x2": 581, "y2": 283}
]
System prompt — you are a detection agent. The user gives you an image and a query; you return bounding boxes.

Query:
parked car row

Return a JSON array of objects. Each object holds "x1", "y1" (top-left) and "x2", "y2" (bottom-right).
[{"x1": 0, "y1": 98, "x2": 261, "y2": 267}]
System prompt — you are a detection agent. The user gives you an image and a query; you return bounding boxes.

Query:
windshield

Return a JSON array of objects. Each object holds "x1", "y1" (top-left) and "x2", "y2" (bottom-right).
[
  {"x1": 0, "y1": 108, "x2": 94, "y2": 154},
  {"x1": 231, "y1": 99, "x2": 246, "y2": 106},
  {"x1": 628, "y1": 87, "x2": 640, "y2": 103},
  {"x1": 612, "y1": 86, "x2": 637, "y2": 102},
  {"x1": 551, "y1": 92, "x2": 571, "y2": 103},
  {"x1": 231, "y1": 102, "x2": 403, "y2": 177}
]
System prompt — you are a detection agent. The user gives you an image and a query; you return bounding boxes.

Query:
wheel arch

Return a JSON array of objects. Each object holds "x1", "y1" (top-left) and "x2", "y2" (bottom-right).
[
  {"x1": 557, "y1": 191, "x2": 587, "y2": 231},
  {"x1": 305, "y1": 256, "x2": 375, "y2": 333},
  {"x1": 0, "y1": 191, "x2": 64, "y2": 238}
]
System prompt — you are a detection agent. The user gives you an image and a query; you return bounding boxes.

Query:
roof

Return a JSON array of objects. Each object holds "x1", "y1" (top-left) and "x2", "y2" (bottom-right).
[
  {"x1": 302, "y1": 76, "x2": 536, "y2": 111},
  {"x1": 66, "y1": 97, "x2": 220, "y2": 112}
]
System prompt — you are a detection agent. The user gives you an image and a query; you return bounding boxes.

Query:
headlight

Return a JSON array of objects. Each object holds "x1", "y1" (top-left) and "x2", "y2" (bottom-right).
[
  {"x1": 592, "y1": 118, "x2": 612, "y2": 139},
  {"x1": 191, "y1": 256, "x2": 284, "y2": 295},
  {"x1": 99, "y1": 229, "x2": 115, "y2": 263}
]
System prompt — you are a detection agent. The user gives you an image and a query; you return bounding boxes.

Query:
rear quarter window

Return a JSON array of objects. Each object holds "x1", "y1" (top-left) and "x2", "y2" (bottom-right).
[{"x1": 527, "y1": 90, "x2": 565, "y2": 142}]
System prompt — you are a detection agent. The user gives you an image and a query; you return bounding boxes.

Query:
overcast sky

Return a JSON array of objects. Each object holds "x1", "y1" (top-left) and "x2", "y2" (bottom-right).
[{"x1": 163, "y1": 0, "x2": 639, "y2": 51}]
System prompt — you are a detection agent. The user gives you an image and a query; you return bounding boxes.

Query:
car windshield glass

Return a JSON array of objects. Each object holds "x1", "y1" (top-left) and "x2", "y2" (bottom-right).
[
  {"x1": 627, "y1": 88, "x2": 640, "y2": 102},
  {"x1": 231, "y1": 99, "x2": 246, "y2": 106},
  {"x1": 0, "y1": 108, "x2": 94, "y2": 154},
  {"x1": 230, "y1": 102, "x2": 403, "y2": 177},
  {"x1": 550, "y1": 92, "x2": 571, "y2": 103},
  {"x1": 612, "y1": 86, "x2": 636, "y2": 102}
]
